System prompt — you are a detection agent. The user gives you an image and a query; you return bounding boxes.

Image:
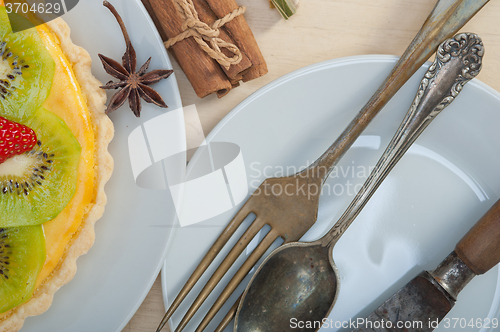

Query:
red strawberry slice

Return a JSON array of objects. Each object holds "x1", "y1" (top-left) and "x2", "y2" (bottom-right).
[{"x1": 0, "y1": 116, "x2": 38, "y2": 164}]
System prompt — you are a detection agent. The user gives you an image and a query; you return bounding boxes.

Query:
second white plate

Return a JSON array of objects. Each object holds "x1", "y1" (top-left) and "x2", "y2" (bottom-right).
[{"x1": 162, "y1": 55, "x2": 500, "y2": 332}]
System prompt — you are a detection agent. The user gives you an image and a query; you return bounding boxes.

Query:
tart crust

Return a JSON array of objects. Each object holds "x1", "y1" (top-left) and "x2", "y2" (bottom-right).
[{"x1": 0, "y1": 18, "x2": 114, "y2": 332}]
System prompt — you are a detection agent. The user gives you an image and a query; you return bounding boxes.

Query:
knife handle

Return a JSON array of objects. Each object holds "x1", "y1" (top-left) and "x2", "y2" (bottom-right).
[{"x1": 456, "y1": 199, "x2": 500, "y2": 275}]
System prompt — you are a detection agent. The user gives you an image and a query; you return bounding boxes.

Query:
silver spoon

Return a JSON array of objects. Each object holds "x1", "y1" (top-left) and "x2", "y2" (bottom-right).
[{"x1": 234, "y1": 33, "x2": 483, "y2": 332}]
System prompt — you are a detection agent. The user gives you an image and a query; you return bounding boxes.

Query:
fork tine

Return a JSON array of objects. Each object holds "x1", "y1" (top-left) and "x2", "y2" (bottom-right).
[
  {"x1": 174, "y1": 219, "x2": 268, "y2": 332},
  {"x1": 208, "y1": 238, "x2": 296, "y2": 332},
  {"x1": 195, "y1": 230, "x2": 279, "y2": 332},
  {"x1": 214, "y1": 297, "x2": 240, "y2": 332},
  {"x1": 157, "y1": 204, "x2": 253, "y2": 332}
]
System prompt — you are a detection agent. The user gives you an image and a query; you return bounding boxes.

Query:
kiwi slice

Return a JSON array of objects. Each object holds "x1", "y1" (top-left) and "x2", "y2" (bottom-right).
[
  {"x1": 0, "y1": 108, "x2": 81, "y2": 227},
  {"x1": 0, "y1": 225, "x2": 45, "y2": 314},
  {"x1": 0, "y1": 7, "x2": 55, "y2": 122}
]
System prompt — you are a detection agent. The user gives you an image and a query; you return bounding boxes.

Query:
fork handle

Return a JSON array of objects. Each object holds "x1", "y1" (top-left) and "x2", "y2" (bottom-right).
[
  {"x1": 320, "y1": 33, "x2": 483, "y2": 247},
  {"x1": 308, "y1": 0, "x2": 489, "y2": 184}
]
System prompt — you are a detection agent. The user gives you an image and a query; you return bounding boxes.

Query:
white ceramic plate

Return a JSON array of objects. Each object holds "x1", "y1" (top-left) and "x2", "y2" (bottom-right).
[
  {"x1": 20, "y1": 1, "x2": 182, "y2": 331},
  {"x1": 162, "y1": 55, "x2": 500, "y2": 332}
]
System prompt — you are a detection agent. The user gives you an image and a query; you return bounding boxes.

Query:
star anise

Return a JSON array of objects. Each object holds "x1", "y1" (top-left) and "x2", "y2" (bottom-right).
[{"x1": 99, "y1": 1, "x2": 173, "y2": 117}]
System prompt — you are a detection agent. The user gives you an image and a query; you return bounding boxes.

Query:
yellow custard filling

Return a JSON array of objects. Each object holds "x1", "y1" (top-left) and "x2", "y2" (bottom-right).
[
  {"x1": 0, "y1": 1, "x2": 113, "y2": 327},
  {"x1": 34, "y1": 25, "x2": 95, "y2": 288}
]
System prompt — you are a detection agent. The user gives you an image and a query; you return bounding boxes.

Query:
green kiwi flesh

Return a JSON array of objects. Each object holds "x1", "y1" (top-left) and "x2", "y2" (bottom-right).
[
  {"x1": 0, "y1": 108, "x2": 81, "y2": 227},
  {"x1": 0, "y1": 225, "x2": 45, "y2": 313},
  {"x1": 0, "y1": 8, "x2": 55, "y2": 122}
]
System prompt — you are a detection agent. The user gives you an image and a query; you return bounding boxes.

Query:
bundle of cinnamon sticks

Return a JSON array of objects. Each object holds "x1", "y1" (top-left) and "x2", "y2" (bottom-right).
[{"x1": 142, "y1": 0, "x2": 268, "y2": 98}]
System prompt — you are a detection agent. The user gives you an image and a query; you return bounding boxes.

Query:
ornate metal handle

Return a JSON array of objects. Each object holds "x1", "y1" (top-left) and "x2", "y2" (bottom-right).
[
  {"x1": 321, "y1": 33, "x2": 484, "y2": 247},
  {"x1": 303, "y1": 0, "x2": 489, "y2": 184}
]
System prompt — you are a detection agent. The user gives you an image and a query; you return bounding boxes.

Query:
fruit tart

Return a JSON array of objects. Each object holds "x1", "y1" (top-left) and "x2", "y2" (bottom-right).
[{"x1": 0, "y1": 3, "x2": 113, "y2": 331}]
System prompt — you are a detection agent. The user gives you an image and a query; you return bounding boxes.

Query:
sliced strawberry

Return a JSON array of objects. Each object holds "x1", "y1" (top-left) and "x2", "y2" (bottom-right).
[{"x1": 0, "y1": 116, "x2": 38, "y2": 164}]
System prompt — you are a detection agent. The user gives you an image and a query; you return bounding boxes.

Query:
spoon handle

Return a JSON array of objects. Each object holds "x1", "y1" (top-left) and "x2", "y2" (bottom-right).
[
  {"x1": 307, "y1": 0, "x2": 489, "y2": 184},
  {"x1": 321, "y1": 33, "x2": 483, "y2": 248}
]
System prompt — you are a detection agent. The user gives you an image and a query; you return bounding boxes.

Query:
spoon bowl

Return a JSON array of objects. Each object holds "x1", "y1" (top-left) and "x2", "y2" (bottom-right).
[
  {"x1": 235, "y1": 33, "x2": 484, "y2": 332},
  {"x1": 237, "y1": 242, "x2": 338, "y2": 332}
]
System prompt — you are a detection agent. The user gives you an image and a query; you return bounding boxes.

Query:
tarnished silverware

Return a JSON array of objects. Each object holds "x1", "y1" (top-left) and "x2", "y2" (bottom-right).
[
  {"x1": 234, "y1": 32, "x2": 484, "y2": 332},
  {"x1": 157, "y1": 1, "x2": 489, "y2": 331}
]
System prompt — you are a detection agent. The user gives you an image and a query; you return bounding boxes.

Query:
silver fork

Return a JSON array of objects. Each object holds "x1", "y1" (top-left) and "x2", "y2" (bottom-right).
[{"x1": 157, "y1": 1, "x2": 489, "y2": 331}]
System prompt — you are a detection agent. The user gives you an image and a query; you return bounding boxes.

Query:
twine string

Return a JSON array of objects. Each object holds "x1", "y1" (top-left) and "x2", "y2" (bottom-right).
[{"x1": 164, "y1": 0, "x2": 246, "y2": 70}]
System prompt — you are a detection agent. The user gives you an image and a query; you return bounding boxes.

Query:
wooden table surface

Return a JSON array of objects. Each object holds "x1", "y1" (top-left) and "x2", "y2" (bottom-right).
[{"x1": 123, "y1": 0, "x2": 500, "y2": 331}]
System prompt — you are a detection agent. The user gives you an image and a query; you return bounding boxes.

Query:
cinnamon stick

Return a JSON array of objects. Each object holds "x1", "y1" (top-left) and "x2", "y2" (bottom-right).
[
  {"x1": 142, "y1": 0, "x2": 168, "y2": 41},
  {"x1": 142, "y1": 0, "x2": 233, "y2": 98},
  {"x1": 192, "y1": 0, "x2": 252, "y2": 82},
  {"x1": 205, "y1": 0, "x2": 268, "y2": 81}
]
